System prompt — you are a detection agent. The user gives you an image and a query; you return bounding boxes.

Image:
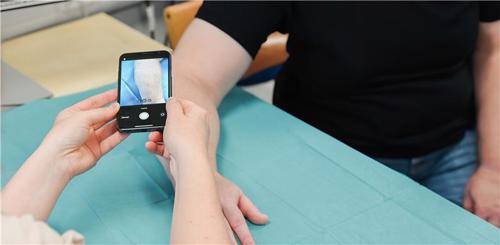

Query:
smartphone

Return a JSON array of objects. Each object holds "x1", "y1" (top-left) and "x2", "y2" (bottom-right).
[{"x1": 117, "y1": 50, "x2": 172, "y2": 133}]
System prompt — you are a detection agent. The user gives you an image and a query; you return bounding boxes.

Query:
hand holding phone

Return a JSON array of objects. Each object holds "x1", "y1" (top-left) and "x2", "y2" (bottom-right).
[
  {"x1": 145, "y1": 98, "x2": 211, "y2": 183},
  {"x1": 117, "y1": 50, "x2": 172, "y2": 133}
]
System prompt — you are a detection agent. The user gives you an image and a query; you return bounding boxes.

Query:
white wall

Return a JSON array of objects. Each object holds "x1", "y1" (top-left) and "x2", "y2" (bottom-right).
[{"x1": 1, "y1": 1, "x2": 142, "y2": 41}]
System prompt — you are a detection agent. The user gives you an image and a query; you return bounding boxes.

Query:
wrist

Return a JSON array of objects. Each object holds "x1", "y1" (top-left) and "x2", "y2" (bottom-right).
[
  {"x1": 479, "y1": 161, "x2": 500, "y2": 172},
  {"x1": 5, "y1": 145, "x2": 72, "y2": 220},
  {"x1": 173, "y1": 145, "x2": 209, "y2": 164},
  {"x1": 32, "y1": 143, "x2": 74, "y2": 181},
  {"x1": 176, "y1": 151, "x2": 211, "y2": 170},
  {"x1": 174, "y1": 152, "x2": 213, "y2": 180}
]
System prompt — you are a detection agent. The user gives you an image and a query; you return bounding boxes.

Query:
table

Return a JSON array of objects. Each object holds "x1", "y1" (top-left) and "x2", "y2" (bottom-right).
[
  {"x1": 1, "y1": 13, "x2": 167, "y2": 97},
  {"x1": 1, "y1": 85, "x2": 498, "y2": 244}
]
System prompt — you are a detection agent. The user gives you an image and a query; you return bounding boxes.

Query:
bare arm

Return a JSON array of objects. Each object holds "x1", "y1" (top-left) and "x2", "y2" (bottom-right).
[
  {"x1": 170, "y1": 154, "x2": 232, "y2": 244},
  {"x1": 474, "y1": 21, "x2": 500, "y2": 170},
  {"x1": 148, "y1": 19, "x2": 269, "y2": 244},
  {"x1": 173, "y1": 18, "x2": 252, "y2": 166},
  {"x1": 464, "y1": 20, "x2": 500, "y2": 227},
  {"x1": 1, "y1": 90, "x2": 127, "y2": 220},
  {"x1": 161, "y1": 99, "x2": 233, "y2": 244},
  {"x1": 1, "y1": 148, "x2": 71, "y2": 221}
]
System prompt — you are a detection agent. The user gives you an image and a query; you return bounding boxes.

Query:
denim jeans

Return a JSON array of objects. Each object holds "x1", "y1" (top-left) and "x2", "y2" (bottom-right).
[{"x1": 375, "y1": 130, "x2": 477, "y2": 206}]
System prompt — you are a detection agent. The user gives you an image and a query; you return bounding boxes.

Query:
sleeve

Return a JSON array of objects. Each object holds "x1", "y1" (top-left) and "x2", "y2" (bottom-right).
[
  {"x1": 1, "y1": 214, "x2": 85, "y2": 245},
  {"x1": 479, "y1": 2, "x2": 500, "y2": 22},
  {"x1": 196, "y1": 1, "x2": 289, "y2": 58}
]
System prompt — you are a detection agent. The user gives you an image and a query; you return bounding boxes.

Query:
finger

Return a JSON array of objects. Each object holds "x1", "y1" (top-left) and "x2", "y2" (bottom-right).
[
  {"x1": 96, "y1": 120, "x2": 118, "y2": 142},
  {"x1": 80, "y1": 102, "x2": 119, "y2": 126},
  {"x1": 475, "y1": 207, "x2": 489, "y2": 220},
  {"x1": 148, "y1": 131, "x2": 164, "y2": 143},
  {"x1": 223, "y1": 205, "x2": 255, "y2": 245},
  {"x1": 100, "y1": 131, "x2": 128, "y2": 155},
  {"x1": 145, "y1": 141, "x2": 163, "y2": 155},
  {"x1": 92, "y1": 106, "x2": 119, "y2": 130},
  {"x1": 463, "y1": 192, "x2": 474, "y2": 212},
  {"x1": 239, "y1": 194, "x2": 269, "y2": 225},
  {"x1": 70, "y1": 89, "x2": 117, "y2": 111},
  {"x1": 487, "y1": 216, "x2": 500, "y2": 227},
  {"x1": 223, "y1": 217, "x2": 238, "y2": 245},
  {"x1": 145, "y1": 141, "x2": 166, "y2": 156}
]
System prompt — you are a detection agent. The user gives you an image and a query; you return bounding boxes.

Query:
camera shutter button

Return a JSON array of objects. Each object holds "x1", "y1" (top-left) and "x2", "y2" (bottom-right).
[{"x1": 139, "y1": 112, "x2": 149, "y2": 120}]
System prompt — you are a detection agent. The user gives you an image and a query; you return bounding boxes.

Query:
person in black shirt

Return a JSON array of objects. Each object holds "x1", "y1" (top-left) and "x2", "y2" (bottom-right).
[{"x1": 145, "y1": 2, "x2": 500, "y2": 243}]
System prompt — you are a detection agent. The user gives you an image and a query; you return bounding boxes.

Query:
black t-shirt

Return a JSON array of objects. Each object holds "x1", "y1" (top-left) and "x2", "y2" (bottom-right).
[{"x1": 197, "y1": 2, "x2": 500, "y2": 158}]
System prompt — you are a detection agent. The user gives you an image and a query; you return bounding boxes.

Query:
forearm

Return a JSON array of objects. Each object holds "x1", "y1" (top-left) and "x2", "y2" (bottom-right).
[
  {"x1": 170, "y1": 155, "x2": 232, "y2": 244},
  {"x1": 170, "y1": 67, "x2": 222, "y2": 167},
  {"x1": 475, "y1": 61, "x2": 500, "y2": 168},
  {"x1": 474, "y1": 25, "x2": 500, "y2": 169},
  {"x1": 172, "y1": 18, "x2": 252, "y2": 168},
  {"x1": 1, "y1": 144, "x2": 71, "y2": 220}
]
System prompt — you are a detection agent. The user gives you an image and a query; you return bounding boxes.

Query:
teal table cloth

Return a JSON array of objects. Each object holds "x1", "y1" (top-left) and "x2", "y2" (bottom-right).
[{"x1": 1, "y1": 85, "x2": 498, "y2": 244}]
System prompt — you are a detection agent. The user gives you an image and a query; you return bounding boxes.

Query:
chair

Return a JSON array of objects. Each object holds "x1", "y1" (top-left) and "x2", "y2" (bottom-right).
[{"x1": 163, "y1": 1, "x2": 288, "y2": 85}]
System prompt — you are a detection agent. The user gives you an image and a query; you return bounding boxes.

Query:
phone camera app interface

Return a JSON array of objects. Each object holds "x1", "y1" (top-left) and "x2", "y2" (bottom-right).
[{"x1": 119, "y1": 58, "x2": 169, "y2": 106}]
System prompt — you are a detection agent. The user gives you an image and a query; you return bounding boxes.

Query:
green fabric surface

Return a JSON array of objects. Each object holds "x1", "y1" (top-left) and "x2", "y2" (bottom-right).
[{"x1": 1, "y1": 85, "x2": 498, "y2": 244}]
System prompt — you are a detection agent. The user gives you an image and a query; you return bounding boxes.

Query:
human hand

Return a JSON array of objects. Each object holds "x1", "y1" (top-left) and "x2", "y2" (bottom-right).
[
  {"x1": 464, "y1": 164, "x2": 500, "y2": 227},
  {"x1": 163, "y1": 98, "x2": 210, "y2": 162},
  {"x1": 214, "y1": 173, "x2": 269, "y2": 245},
  {"x1": 152, "y1": 155, "x2": 270, "y2": 245},
  {"x1": 146, "y1": 98, "x2": 269, "y2": 244},
  {"x1": 146, "y1": 98, "x2": 210, "y2": 178},
  {"x1": 40, "y1": 89, "x2": 128, "y2": 178}
]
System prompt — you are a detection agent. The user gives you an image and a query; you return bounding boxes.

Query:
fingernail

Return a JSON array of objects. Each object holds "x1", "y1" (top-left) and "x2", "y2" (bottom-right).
[{"x1": 111, "y1": 102, "x2": 119, "y2": 109}]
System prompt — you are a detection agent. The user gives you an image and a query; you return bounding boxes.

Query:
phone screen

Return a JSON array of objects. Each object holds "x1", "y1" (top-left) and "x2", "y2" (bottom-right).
[
  {"x1": 117, "y1": 51, "x2": 171, "y2": 133},
  {"x1": 119, "y1": 58, "x2": 170, "y2": 106}
]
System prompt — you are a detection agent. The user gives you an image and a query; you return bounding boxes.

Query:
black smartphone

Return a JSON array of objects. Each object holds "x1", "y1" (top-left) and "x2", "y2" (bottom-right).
[{"x1": 117, "y1": 50, "x2": 172, "y2": 133}]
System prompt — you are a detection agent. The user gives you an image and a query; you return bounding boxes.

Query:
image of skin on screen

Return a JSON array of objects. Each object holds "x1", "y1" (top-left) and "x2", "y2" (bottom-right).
[{"x1": 120, "y1": 58, "x2": 169, "y2": 106}]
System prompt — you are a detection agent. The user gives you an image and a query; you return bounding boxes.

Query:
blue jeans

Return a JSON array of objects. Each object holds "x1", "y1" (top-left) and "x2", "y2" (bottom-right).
[{"x1": 375, "y1": 130, "x2": 477, "y2": 206}]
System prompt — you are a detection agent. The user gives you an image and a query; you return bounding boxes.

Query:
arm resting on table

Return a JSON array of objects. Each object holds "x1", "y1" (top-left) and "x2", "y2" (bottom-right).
[{"x1": 467, "y1": 20, "x2": 500, "y2": 227}]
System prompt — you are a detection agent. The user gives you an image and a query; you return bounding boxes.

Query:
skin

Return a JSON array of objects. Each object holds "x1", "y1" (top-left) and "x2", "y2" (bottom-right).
[
  {"x1": 163, "y1": 98, "x2": 233, "y2": 244},
  {"x1": 147, "y1": 17, "x2": 500, "y2": 233},
  {"x1": 1, "y1": 89, "x2": 128, "y2": 220},
  {"x1": 2, "y1": 14, "x2": 496, "y2": 244},
  {"x1": 134, "y1": 59, "x2": 164, "y2": 104},
  {"x1": 464, "y1": 20, "x2": 500, "y2": 227},
  {"x1": 1, "y1": 90, "x2": 232, "y2": 243},
  {"x1": 146, "y1": 18, "x2": 268, "y2": 245}
]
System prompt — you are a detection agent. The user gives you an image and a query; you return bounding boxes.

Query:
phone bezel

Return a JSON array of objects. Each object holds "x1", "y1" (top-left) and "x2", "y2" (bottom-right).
[{"x1": 117, "y1": 50, "x2": 172, "y2": 133}]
